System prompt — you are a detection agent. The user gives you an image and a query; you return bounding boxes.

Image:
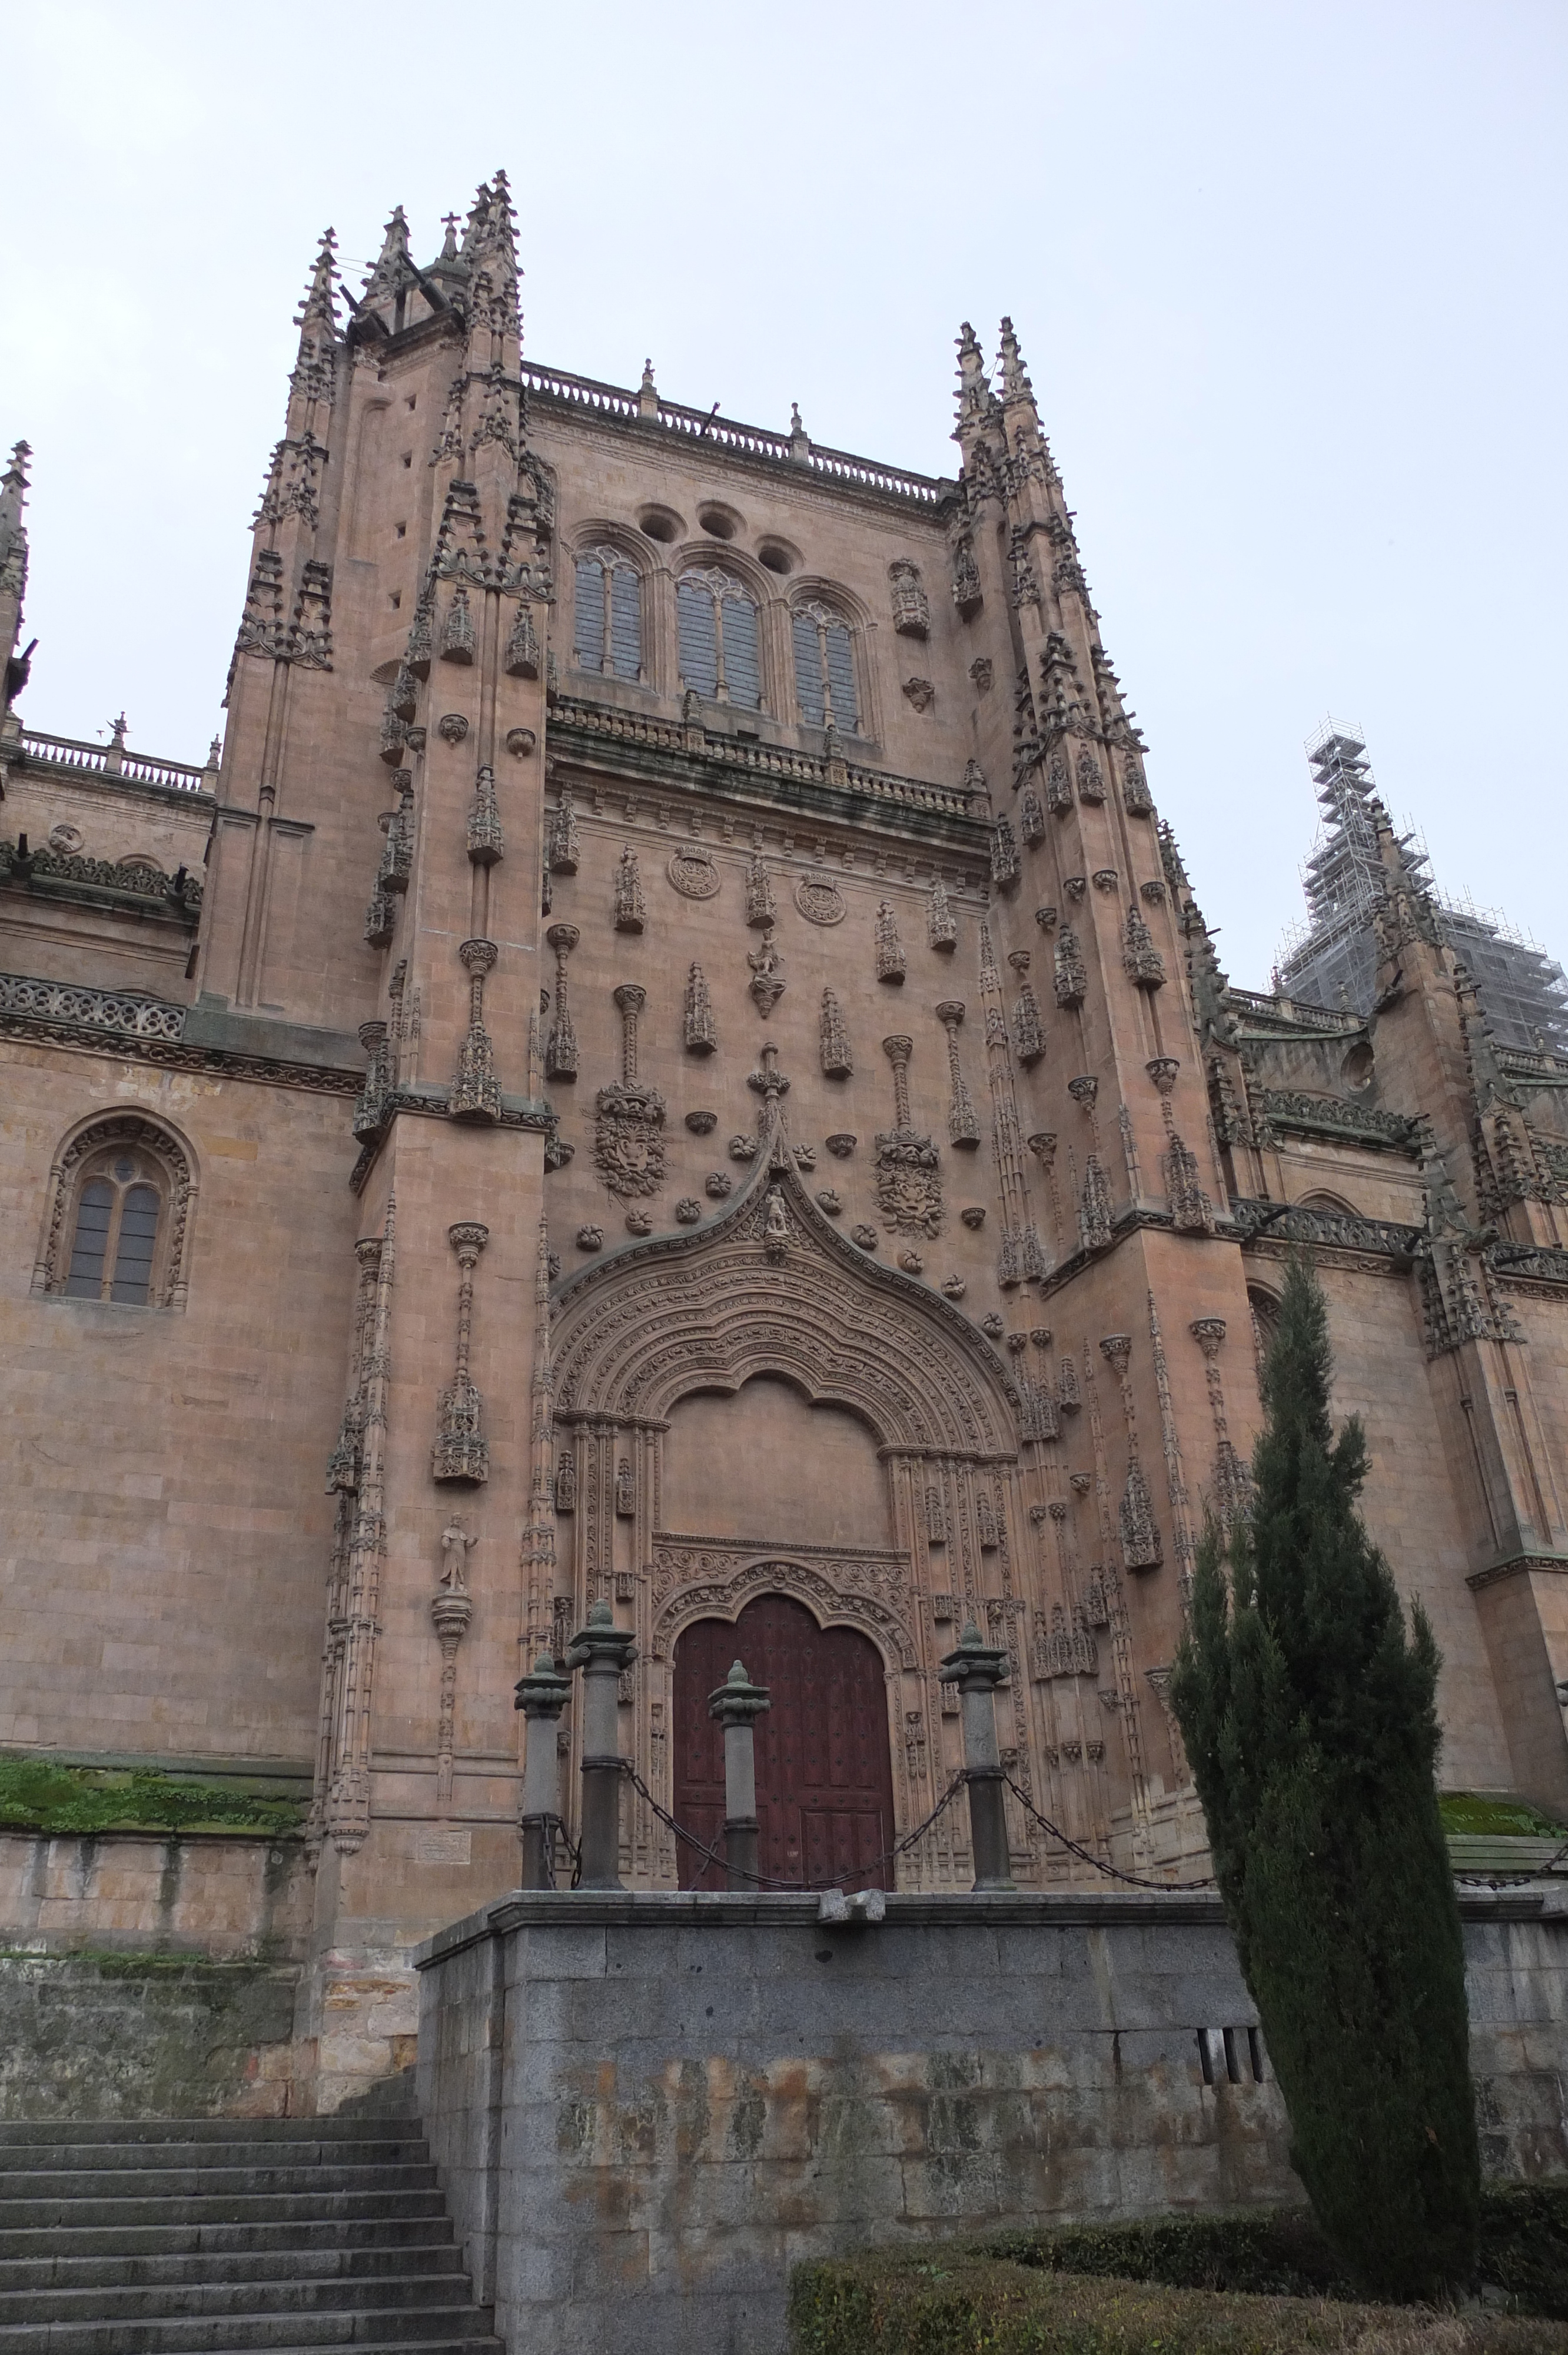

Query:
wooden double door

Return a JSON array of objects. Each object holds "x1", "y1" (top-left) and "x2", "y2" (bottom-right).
[{"x1": 672, "y1": 1591, "x2": 896, "y2": 1892}]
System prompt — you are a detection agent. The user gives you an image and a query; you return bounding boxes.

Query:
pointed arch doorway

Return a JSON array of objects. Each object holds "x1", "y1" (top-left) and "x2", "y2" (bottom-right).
[{"x1": 672, "y1": 1592, "x2": 896, "y2": 1892}]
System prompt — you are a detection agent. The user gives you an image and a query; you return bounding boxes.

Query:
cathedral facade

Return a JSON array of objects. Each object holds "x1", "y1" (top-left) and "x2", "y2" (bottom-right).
[{"x1": 4, "y1": 175, "x2": 1567, "y2": 2108}]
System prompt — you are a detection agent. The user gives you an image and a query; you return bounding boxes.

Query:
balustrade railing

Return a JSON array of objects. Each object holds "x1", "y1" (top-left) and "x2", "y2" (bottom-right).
[
  {"x1": 521, "y1": 362, "x2": 948, "y2": 506},
  {"x1": 17, "y1": 729, "x2": 212, "y2": 795}
]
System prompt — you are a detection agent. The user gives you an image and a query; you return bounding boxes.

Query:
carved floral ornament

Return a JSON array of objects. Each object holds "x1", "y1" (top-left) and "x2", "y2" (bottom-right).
[
  {"x1": 35, "y1": 1113, "x2": 198, "y2": 1311},
  {"x1": 666, "y1": 848, "x2": 721, "y2": 901}
]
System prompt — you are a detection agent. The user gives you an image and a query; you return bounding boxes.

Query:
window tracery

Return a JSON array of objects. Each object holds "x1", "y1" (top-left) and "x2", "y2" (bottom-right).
[
  {"x1": 791, "y1": 599, "x2": 859, "y2": 732},
  {"x1": 676, "y1": 568, "x2": 762, "y2": 708},
  {"x1": 573, "y1": 545, "x2": 643, "y2": 681}
]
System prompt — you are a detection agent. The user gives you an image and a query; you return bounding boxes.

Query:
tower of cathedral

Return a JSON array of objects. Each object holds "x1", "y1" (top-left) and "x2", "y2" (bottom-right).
[{"x1": 3, "y1": 178, "x2": 1567, "y2": 2112}]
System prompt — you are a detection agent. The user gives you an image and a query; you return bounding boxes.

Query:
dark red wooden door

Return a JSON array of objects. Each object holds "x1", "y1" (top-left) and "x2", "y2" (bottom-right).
[{"x1": 673, "y1": 1592, "x2": 895, "y2": 1892}]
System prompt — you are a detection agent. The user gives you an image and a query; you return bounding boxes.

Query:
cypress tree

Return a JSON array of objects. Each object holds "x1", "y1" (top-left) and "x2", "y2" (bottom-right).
[{"x1": 1169, "y1": 1254, "x2": 1479, "y2": 2301}]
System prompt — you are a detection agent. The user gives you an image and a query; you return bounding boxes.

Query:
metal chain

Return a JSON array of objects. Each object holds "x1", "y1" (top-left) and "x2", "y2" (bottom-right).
[
  {"x1": 1001, "y1": 1773, "x2": 1215, "y2": 1892},
  {"x1": 619, "y1": 1760, "x2": 969, "y2": 1893}
]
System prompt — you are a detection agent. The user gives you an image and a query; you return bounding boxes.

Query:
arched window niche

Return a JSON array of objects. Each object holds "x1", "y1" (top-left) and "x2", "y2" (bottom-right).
[
  {"x1": 572, "y1": 543, "x2": 644, "y2": 682},
  {"x1": 34, "y1": 1115, "x2": 198, "y2": 1311},
  {"x1": 791, "y1": 598, "x2": 861, "y2": 734}
]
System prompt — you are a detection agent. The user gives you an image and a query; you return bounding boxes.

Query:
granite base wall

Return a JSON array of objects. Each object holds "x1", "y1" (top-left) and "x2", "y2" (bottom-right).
[
  {"x1": 0, "y1": 1829, "x2": 313, "y2": 2117},
  {"x1": 414, "y1": 1886, "x2": 1568, "y2": 2355}
]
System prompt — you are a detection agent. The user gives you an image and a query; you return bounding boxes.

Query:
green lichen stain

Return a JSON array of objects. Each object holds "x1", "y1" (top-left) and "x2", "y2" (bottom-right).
[{"x1": 0, "y1": 1954, "x2": 297, "y2": 2121}]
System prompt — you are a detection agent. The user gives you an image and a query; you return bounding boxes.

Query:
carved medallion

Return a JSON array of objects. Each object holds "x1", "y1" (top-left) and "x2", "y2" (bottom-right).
[
  {"x1": 667, "y1": 849, "x2": 721, "y2": 901},
  {"x1": 795, "y1": 877, "x2": 846, "y2": 927}
]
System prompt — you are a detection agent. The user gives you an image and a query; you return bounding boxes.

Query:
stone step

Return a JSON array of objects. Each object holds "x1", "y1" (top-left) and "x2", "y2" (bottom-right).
[
  {"x1": 0, "y1": 2166, "x2": 439, "y2": 2202},
  {"x1": 0, "y1": 2220, "x2": 456, "y2": 2263},
  {"x1": 0, "y1": 2317, "x2": 499, "y2": 2355},
  {"x1": 0, "y1": 2103, "x2": 496, "y2": 2351},
  {"x1": 0, "y1": 2271, "x2": 469, "y2": 2325},
  {"x1": 0, "y1": 2191, "x2": 449, "y2": 2233},
  {"x1": 0, "y1": 2121, "x2": 412, "y2": 2148},
  {"x1": 0, "y1": 2141, "x2": 430, "y2": 2174},
  {"x1": 0, "y1": 2246, "x2": 466, "y2": 2293}
]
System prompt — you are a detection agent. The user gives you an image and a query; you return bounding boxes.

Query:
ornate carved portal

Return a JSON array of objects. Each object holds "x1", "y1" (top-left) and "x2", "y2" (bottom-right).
[
  {"x1": 673, "y1": 1595, "x2": 896, "y2": 1892},
  {"x1": 546, "y1": 1119, "x2": 1029, "y2": 1889}
]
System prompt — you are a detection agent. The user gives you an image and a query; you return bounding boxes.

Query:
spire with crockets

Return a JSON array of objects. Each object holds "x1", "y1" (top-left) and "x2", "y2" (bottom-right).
[{"x1": 1, "y1": 439, "x2": 32, "y2": 712}]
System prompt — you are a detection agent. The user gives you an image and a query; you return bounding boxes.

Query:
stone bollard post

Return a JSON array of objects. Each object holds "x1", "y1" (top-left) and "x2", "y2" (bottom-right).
[
  {"x1": 513, "y1": 1650, "x2": 573, "y2": 1889},
  {"x1": 566, "y1": 1599, "x2": 636, "y2": 1890},
  {"x1": 939, "y1": 1621, "x2": 1015, "y2": 1892},
  {"x1": 707, "y1": 1659, "x2": 771, "y2": 1890}
]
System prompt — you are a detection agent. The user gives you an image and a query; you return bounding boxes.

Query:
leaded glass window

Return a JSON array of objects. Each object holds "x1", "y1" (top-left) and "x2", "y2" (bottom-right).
[
  {"x1": 64, "y1": 1155, "x2": 163, "y2": 1305},
  {"x1": 676, "y1": 569, "x2": 762, "y2": 709},
  {"x1": 792, "y1": 602, "x2": 859, "y2": 732},
  {"x1": 573, "y1": 547, "x2": 643, "y2": 681}
]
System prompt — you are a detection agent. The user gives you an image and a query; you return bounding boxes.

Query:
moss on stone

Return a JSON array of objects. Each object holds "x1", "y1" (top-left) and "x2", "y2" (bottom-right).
[
  {"x1": 1439, "y1": 1792, "x2": 1568, "y2": 1840},
  {"x1": 0, "y1": 1755, "x2": 304, "y2": 1839}
]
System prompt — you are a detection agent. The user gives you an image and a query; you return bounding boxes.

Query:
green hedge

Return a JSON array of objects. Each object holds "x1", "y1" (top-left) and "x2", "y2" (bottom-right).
[
  {"x1": 787, "y1": 2252, "x2": 1562, "y2": 2354},
  {"x1": 0, "y1": 1756, "x2": 304, "y2": 1839},
  {"x1": 789, "y1": 2195, "x2": 1568, "y2": 2352}
]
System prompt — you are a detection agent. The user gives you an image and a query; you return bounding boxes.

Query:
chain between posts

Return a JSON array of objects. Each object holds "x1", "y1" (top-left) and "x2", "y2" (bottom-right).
[
  {"x1": 618, "y1": 1761, "x2": 969, "y2": 1893},
  {"x1": 1001, "y1": 1773, "x2": 1216, "y2": 1892}
]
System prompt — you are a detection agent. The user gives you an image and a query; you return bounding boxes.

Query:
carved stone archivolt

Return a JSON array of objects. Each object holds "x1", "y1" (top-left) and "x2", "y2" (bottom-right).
[
  {"x1": 650, "y1": 1549, "x2": 917, "y2": 1672},
  {"x1": 550, "y1": 1104, "x2": 1018, "y2": 1458}
]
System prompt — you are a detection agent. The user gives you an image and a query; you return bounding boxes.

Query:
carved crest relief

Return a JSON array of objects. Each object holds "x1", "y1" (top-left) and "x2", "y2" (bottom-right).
[
  {"x1": 795, "y1": 877, "x2": 846, "y2": 927},
  {"x1": 592, "y1": 1084, "x2": 667, "y2": 1198},
  {"x1": 667, "y1": 849, "x2": 721, "y2": 900}
]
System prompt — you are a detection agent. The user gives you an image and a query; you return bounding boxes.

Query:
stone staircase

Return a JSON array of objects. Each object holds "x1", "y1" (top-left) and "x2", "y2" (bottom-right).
[{"x1": 0, "y1": 2112, "x2": 503, "y2": 2353}]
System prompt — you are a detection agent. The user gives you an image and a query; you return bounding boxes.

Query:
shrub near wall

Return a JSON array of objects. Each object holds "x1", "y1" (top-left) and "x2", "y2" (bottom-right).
[{"x1": 787, "y1": 2251, "x2": 1567, "y2": 2355}]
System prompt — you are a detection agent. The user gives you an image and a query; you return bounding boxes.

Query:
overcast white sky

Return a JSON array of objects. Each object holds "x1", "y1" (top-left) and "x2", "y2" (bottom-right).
[{"x1": 4, "y1": 1, "x2": 1563, "y2": 990}]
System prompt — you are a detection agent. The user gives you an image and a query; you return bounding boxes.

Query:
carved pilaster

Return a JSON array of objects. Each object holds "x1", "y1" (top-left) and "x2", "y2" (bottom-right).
[
  {"x1": 684, "y1": 964, "x2": 716, "y2": 1054},
  {"x1": 450, "y1": 938, "x2": 502, "y2": 1122},
  {"x1": 545, "y1": 923, "x2": 579, "y2": 1080},
  {"x1": 928, "y1": 874, "x2": 957, "y2": 953},
  {"x1": 431, "y1": 1519, "x2": 476, "y2": 1807},
  {"x1": 819, "y1": 987, "x2": 852, "y2": 1079},
  {"x1": 936, "y1": 1001, "x2": 980, "y2": 1148},
  {"x1": 614, "y1": 845, "x2": 646, "y2": 933},
  {"x1": 466, "y1": 764, "x2": 504, "y2": 867},
  {"x1": 519, "y1": 1216, "x2": 557, "y2": 1660},
  {"x1": 875, "y1": 900, "x2": 906, "y2": 983},
  {"x1": 432, "y1": 1222, "x2": 490, "y2": 1485},
  {"x1": 324, "y1": 1195, "x2": 397, "y2": 1855},
  {"x1": 1191, "y1": 1316, "x2": 1251, "y2": 1534}
]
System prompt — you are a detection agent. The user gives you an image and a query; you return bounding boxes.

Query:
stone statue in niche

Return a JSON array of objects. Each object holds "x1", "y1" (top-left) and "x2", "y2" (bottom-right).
[{"x1": 439, "y1": 1518, "x2": 475, "y2": 1590}]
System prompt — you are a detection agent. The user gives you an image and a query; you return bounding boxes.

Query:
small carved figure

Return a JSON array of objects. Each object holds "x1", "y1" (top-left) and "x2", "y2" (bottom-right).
[{"x1": 439, "y1": 1518, "x2": 475, "y2": 1590}]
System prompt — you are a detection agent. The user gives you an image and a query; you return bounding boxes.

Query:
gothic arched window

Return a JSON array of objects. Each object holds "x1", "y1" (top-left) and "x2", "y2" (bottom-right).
[
  {"x1": 791, "y1": 601, "x2": 859, "y2": 733},
  {"x1": 36, "y1": 1116, "x2": 197, "y2": 1311},
  {"x1": 64, "y1": 1155, "x2": 163, "y2": 1303},
  {"x1": 1248, "y1": 1286, "x2": 1281, "y2": 1386},
  {"x1": 676, "y1": 569, "x2": 762, "y2": 708},
  {"x1": 573, "y1": 546, "x2": 642, "y2": 681}
]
